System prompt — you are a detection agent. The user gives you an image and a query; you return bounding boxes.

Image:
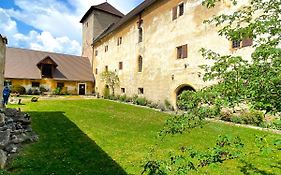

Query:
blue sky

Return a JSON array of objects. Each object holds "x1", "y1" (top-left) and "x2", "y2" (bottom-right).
[{"x1": 0, "y1": 0, "x2": 143, "y2": 55}]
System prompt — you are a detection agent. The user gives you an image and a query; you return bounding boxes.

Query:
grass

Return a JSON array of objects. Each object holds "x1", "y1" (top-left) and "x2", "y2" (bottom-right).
[{"x1": 1, "y1": 99, "x2": 280, "y2": 175}]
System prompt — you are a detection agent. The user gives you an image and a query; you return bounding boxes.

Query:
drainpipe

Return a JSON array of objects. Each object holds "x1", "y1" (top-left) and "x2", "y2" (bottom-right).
[{"x1": 0, "y1": 35, "x2": 7, "y2": 108}]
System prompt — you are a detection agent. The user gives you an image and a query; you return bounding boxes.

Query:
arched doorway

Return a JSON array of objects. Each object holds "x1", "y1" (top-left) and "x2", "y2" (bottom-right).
[
  {"x1": 174, "y1": 84, "x2": 196, "y2": 110},
  {"x1": 176, "y1": 85, "x2": 196, "y2": 97}
]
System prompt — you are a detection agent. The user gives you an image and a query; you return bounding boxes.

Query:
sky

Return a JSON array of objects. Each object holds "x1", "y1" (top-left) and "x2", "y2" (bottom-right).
[{"x1": 0, "y1": 0, "x2": 143, "y2": 55}]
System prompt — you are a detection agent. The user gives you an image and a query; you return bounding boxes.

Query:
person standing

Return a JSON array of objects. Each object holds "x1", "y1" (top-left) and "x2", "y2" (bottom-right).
[{"x1": 2, "y1": 86, "x2": 10, "y2": 107}]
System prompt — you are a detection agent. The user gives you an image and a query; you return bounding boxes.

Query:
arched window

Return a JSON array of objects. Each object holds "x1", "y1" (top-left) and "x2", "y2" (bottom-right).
[
  {"x1": 138, "y1": 28, "x2": 143, "y2": 43},
  {"x1": 138, "y1": 56, "x2": 143, "y2": 72}
]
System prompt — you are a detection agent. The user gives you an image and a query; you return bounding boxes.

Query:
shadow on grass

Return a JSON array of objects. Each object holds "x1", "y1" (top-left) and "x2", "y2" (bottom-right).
[
  {"x1": 239, "y1": 160, "x2": 276, "y2": 175},
  {"x1": 6, "y1": 111, "x2": 128, "y2": 175}
]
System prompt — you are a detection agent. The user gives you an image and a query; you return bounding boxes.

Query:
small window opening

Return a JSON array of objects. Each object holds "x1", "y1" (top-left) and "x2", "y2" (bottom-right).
[
  {"x1": 121, "y1": 88, "x2": 125, "y2": 93},
  {"x1": 138, "y1": 56, "x2": 143, "y2": 72},
  {"x1": 138, "y1": 88, "x2": 144, "y2": 95}
]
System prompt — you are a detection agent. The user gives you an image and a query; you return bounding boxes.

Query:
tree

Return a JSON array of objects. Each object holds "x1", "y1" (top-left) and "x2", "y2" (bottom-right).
[
  {"x1": 143, "y1": 0, "x2": 281, "y2": 174},
  {"x1": 200, "y1": 0, "x2": 281, "y2": 113},
  {"x1": 100, "y1": 71, "x2": 120, "y2": 96}
]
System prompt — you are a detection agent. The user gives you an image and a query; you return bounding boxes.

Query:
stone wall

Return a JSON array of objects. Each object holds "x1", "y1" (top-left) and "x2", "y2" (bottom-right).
[{"x1": 0, "y1": 108, "x2": 38, "y2": 169}]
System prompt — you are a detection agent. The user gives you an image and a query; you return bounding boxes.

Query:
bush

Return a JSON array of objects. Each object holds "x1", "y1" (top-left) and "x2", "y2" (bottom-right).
[
  {"x1": 136, "y1": 97, "x2": 148, "y2": 106},
  {"x1": 103, "y1": 86, "x2": 110, "y2": 99},
  {"x1": 39, "y1": 86, "x2": 48, "y2": 94},
  {"x1": 223, "y1": 110, "x2": 265, "y2": 126},
  {"x1": 119, "y1": 95, "x2": 127, "y2": 102},
  {"x1": 11, "y1": 85, "x2": 26, "y2": 95},
  {"x1": 164, "y1": 99, "x2": 174, "y2": 111},
  {"x1": 132, "y1": 95, "x2": 139, "y2": 104},
  {"x1": 53, "y1": 87, "x2": 62, "y2": 95}
]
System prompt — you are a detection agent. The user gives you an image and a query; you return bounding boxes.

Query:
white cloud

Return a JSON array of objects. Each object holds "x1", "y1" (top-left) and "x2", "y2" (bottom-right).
[
  {"x1": 0, "y1": 7, "x2": 81, "y2": 55},
  {"x1": 0, "y1": 0, "x2": 143, "y2": 55}
]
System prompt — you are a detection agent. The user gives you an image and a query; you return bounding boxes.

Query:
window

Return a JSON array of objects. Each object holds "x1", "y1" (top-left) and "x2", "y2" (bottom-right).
[
  {"x1": 95, "y1": 68, "x2": 98, "y2": 74},
  {"x1": 117, "y1": 37, "x2": 122, "y2": 46},
  {"x1": 138, "y1": 28, "x2": 143, "y2": 43},
  {"x1": 241, "y1": 38, "x2": 253, "y2": 47},
  {"x1": 86, "y1": 22, "x2": 88, "y2": 28},
  {"x1": 105, "y1": 45, "x2": 108, "y2": 52},
  {"x1": 138, "y1": 56, "x2": 143, "y2": 72},
  {"x1": 232, "y1": 40, "x2": 241, "y2": 48},
  {"x1": 172, "y1": 3, "x2": 185, "y2": 20},
  {"x1": 32, "y1": 82, "x2": 40, "y2": 87},
  {"x1": 57, "y1": 82, "x2": 64, "y2": 89},
  {"x1": 105, "y1": 65, "x2": 108, "y2": 72},
  {"x1": 138, "y1": 88, "x2": 144, "y2": 95},
  {"x1": 4, "y1": 80, "x2": 12, "y2": 87},
  {"x1": 177, "y1": 44, "x2": 188, "y2": 59},
  {"x1": 179, "y1": 3, "x2": 184, "y2": 16},
  {"x1": 95, "y1": 50, "x2": 98, "y2": 56},
  {"x1": 121, "y1": 88, "x2": 125, "y2": 93},
  {"x1": 41, "y1": 64, "x2": 53, "y2": 78},
  {"x1": 119, "y1": 62, "x2": 123, "y2": 70}
]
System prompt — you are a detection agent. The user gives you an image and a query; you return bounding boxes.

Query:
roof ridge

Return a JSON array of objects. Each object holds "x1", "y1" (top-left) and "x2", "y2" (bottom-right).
[{"x1": 7, "y1": 47, "x2": 87, "y2": 59}]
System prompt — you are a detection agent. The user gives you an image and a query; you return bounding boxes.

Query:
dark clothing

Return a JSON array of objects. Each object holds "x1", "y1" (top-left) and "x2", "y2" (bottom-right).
[{"x1": 3, "y1": 87, "x2": 10, "y2": 106}]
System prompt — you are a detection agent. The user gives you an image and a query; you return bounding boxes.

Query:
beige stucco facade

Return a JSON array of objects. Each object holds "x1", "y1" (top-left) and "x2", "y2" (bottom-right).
[
  {"x1": 6, "y1": 78, "x2": 93, "y2": 95},
  {"x1": 83, "y1": 0, "x2": 253, "y2": 106}
]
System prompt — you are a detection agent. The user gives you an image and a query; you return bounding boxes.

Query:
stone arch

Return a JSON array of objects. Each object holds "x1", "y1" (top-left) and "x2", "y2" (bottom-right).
[{"x1": 175, "y1": 84, "x2": 196, "y2": 98}]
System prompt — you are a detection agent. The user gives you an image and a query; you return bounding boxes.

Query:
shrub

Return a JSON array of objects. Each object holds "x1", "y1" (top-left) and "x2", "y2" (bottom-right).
[
  {"x1": 119, "y1": 95, "x2": 127, "y2": 102},
  {"x1": 271, "y1": 119, "x2": 281, "y2": 130},
  {"x1": 11, "y1": 85, "x2": 26, "y2": 95},
  {"x1": 136, "y1": 97, "x2": 148, "y2": 106},
  {"x1": 132, "y1": 95, "x2": 139, "y2": 104},
  {"x1": 39, "y1": 86, "x2": 48, "y2": 94},
  {"x1": 164, "y1": 99, "x2": 174, "y2": 111},
  {"x1": 103, "y1": 86, "x2": 110, "y2": 99},
  {"x1": 33, "y1": 88, "x2": 40, "y2": 95},
  {"x1": 223, "y1": 110, "x2": 265, "y2": 126},
  {"x1": 53, "y1": 87, "x2": 62, "y2": 95}
]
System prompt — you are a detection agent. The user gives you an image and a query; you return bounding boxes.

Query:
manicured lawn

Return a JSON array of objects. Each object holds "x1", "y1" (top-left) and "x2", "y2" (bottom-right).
[{"x1": 2, "y1": 99, "x2": 281, "y2": 175}]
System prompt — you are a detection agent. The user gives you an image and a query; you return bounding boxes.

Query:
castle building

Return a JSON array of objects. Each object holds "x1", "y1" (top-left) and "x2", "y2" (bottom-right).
[{"x1": 81, "y1": 0, "x2": 253, "y2": 106}]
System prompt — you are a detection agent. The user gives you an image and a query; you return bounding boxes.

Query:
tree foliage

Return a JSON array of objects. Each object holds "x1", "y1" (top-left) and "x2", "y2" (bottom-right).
[
  {"x1": 100, "y1": 71, "x2": 120, "y2": 96},
  {"x1": 200, "y1": 0, "x2": 281, "y2": 113},
  {"x1": 143, "y1": 0, "x2": 281, "y2": 174}
]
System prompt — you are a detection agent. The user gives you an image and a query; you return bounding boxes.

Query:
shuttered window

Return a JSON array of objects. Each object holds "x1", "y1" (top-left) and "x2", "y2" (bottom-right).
[
  {"x1": 172, "y1": 6, "x2": 177, "y2": 20},
  {"x1": 119, "y1": 62, "x2": 123, "y2": 70},
  {"x1": 177, "y1": 44, "x2": 188, "y2": 59},
  {"x1": 242, "y1": 38, "x2": 253, "y2": 47},
  {"x1": 138, "y1": 56, "x2": 143, "y2": 72}
]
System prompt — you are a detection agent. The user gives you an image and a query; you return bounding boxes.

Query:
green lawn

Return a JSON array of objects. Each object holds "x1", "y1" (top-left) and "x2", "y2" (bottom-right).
[{"x1": 2, "y1": 99, "x2": 280, "y2": 175}]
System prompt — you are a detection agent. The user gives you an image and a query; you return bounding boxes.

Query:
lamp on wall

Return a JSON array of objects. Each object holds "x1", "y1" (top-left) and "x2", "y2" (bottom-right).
[
  {"x1": 171, "y1": 74, "x2": 175, "y2": 80},
  {"x1": 184, "y1": 63, "x2": 189, "y2": 69}
]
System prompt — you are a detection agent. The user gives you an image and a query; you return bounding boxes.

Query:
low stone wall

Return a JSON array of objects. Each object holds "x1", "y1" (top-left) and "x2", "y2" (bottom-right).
[{"x1": 0, "y1": 108, "x2": 38, "y2": 169}]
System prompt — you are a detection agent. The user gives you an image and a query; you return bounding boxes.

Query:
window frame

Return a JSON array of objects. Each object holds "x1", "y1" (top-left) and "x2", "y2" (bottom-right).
[{"x1": 32, "y1": 82, "x2": 40, "y2": 88}]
